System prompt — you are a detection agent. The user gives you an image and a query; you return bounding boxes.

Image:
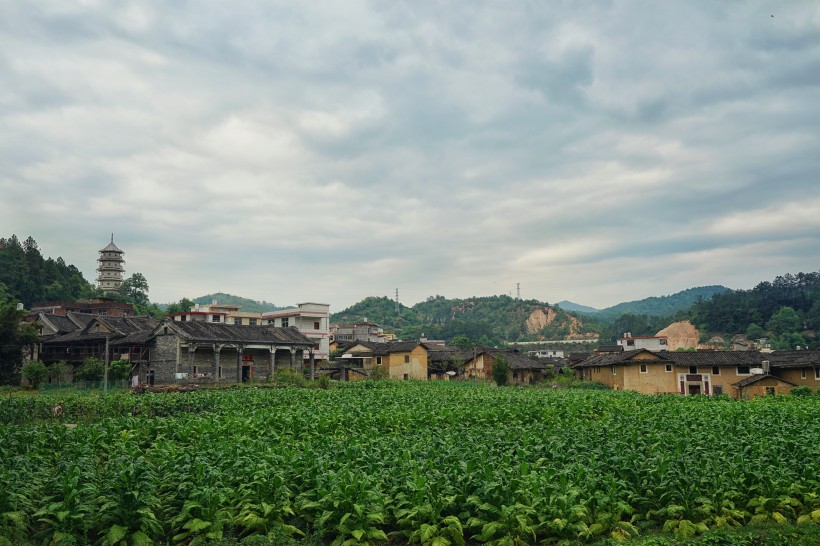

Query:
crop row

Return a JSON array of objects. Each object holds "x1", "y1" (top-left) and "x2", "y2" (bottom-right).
[{"x1": 1, "y1": 383, "x2": 819, "y2": 545}]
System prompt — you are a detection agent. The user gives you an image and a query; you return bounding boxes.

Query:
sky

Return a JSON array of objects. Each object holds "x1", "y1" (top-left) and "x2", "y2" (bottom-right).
[{"x1": 2, "y1": 1, "x2": 819, "y2": 313}]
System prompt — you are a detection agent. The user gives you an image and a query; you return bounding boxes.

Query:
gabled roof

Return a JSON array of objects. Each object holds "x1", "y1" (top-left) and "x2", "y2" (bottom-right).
[
  {"x1": 765, "y1": 349, "x2": 820, "y2": 368},
  {"x1": 732, "y1": 373, "x2": 797, "y2": 388},
  {"x1": 45, "y1": 316, "x2": 161, "y2": 344},
  {"x1": 573, "y1": 349, "x2": 672, "y2": 369},
  {"x1": 37, "y1": 313, "x2": 83, "y2": 335},
  {"x1": 99, "y1": 240, "x2": 123, "y2": 253},
  {"x1": 164, "y1": 320, "x2": 313, "y2": 346},
  {"x1": 473, "y1": 347, "x2": 547, "y2": 370},
  {"x1": 660, "y1": 350, "x2": 768, "y2": 367}
]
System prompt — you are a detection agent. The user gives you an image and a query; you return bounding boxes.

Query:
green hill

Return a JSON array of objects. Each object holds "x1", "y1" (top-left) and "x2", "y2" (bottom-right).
[
  {"x1": 331, "y1": 295, "x2": 597, "y2": 344},
  {"x1": 192, "y1": 293, "x2": 285, "y2": 314},
  {"x1": 595, "y1": 286, "x2": 730, "y2": 319}
]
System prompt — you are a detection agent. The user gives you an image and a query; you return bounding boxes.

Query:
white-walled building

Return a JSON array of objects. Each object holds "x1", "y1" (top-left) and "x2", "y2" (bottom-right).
[
  {"x1": 617, "y1": 333, "x2": 669, "y2": 352},
  {"x1": 262, "y1": 303, "x2": 330, "y2": 361}
]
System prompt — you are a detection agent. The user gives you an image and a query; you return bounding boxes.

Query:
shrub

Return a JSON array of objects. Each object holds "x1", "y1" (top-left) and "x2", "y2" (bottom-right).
[
  {"x1": 21, "y1": 360, "x2": 48, "y2": 389},
  {"x1": 47, "y1": 360, "x2": 71, "y2": 383},
  {"x1": 275, "y1": 368, "x2": 307, "y2": 387},
  {"x1": 108, "y1": 359, "x2": 132, "y2": 381},
  {"x1": 313, "y1": 374, "x2": 332, "y2": 389},
  {"x1": 492, "y1": 356, "x2": 510, "y2": 386},
  {"x1": 368, "y1": 365, "x2": 389, "y2": 380},
  {"x1": 790, "y1": 385, "x2": 813, "y2": 397},
  {"x1": 75, "y1": 357, "x2": 104, "y2": 382}
]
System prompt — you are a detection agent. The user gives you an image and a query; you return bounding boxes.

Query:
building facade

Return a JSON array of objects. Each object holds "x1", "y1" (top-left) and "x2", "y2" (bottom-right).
[{"x1": 262, "y1": 303, "x2": 330, "y2": 361}]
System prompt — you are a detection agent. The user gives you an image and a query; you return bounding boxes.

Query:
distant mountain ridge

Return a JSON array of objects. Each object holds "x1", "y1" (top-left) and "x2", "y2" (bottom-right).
[
  {"x1": 556, "y1": 301, "x2": 600, "y2": 314},
  {"x1": 592, "y1": 286, "x2": 730, "y2": 319},
  {"x1": 192, "y1": 293, "x2": 286, "y2": 314}
]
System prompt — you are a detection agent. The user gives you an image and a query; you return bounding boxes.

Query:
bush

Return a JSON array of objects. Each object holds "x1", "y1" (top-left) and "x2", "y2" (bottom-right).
[
  {"x1": 492, "y1": 356, "x2": 510, "y2": 386},
  {"x1": 21, "y1": 360, "x2": 48, "y2": 389},
  {"x1": 790, "y1": 385, "x2": 813, "y2": 397},
  {"x1": 47, "y1": 361, "x2": 71, "y2": 383},
  {"x1": 108, "y1": 359, "x2": 132, "y2": 381},
  {"x1": 75, "y1": 357, "x2": 104, "y2": 382},
  {"x1": 313, "y1": 374, "x2": 332, "y2": 389},
  {"x1": 275, "y1": 368, "x2": 307, "y2": 387},
  {"x1": 368, "y1": 365, "x2": 389, "y2": 380}
]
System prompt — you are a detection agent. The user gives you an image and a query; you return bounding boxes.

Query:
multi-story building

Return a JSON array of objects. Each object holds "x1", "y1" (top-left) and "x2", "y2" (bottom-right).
[
  {"x1": 97, "y1": 236, "x2": 125, "y2": 293},
  {"x1": 331, "y1": 321, "x2": 391, "y2": 344},
  {"x1": 262, "y1": 303, "x2": 330, "y2": 361},
  {"x1": 617, "y1": 333, "x2": 669, "y2": 352},
  {"x1": 29, "y1": 299, "x2": 135, "y2": 317}
]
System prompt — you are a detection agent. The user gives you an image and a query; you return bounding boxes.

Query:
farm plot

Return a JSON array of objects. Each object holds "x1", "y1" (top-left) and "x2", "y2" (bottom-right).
[{"x1": 1, "y1": 382, "x2": 819, "y2": 545}]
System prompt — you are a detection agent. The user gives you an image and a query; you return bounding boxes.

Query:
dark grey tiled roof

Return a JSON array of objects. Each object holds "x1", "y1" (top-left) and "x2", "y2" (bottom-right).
[
  {"x1": 476, "y1": 348, "x2": 547, "y2": 370},
  {"x1": 732, "y1": 373, "x2": 797, "y2": 388},
  {"x1": 168, "y1": 321, "x2": 313, "y2": 346},
  {"x1": 764, "y1": 349, "x2": 820, "y2": 368},
  {"x1": 660, "y1": 350, "x2": 768, "y2": 367},
  {"x1": 572, "y1": 349, "x2": 671, "y2": 369}
]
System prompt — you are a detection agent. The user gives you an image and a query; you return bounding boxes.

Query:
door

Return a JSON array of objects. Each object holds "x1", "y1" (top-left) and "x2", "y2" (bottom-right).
[{"x1": 688, "y1": 384, "x2": 701, "y2": 395}]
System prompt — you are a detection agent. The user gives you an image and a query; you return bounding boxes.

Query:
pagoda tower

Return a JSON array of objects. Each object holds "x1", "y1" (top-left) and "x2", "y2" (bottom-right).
[{"x1": 97, "y1": 235, "x2": 125, "y2": 293}]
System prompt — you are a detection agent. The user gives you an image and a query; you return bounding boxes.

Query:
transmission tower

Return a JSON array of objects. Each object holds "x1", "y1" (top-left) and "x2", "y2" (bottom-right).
[{"x1": 395, "y1": 288, "x2": 400, "y2": 314}]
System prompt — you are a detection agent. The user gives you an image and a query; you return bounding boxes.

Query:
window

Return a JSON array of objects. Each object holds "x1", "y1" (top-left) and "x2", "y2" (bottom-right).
[
  {"x1": 611, "y1": 366, "x2": 617, "y2": 375},
  {"x1": 712, "y1": 367, "x2": 720, "y2": 375},
  {"x1": 282, "y1": 318, "x2": 289, "y2": 327},
  {"x1": 180, "y1": 315, "x2": 187, "y2": 322},
  {"x1": 212, "y1": 315, "x2": 221, "y2": 323},
  {"x1": 801, "y1": 369, "x2": 806, "y2": 379},
  {"x1": 815, "y1": 368, "x2": 820, "y2": 380},
  {"x1": 404, "y1": 355, "x2": 410, "y2": 363},
  {"x1": 660, "y1": 338, "x2": 667, "y2": 345},
  {"x1": 98, "y1": 310, "x2": 107, "y2": 316},
  {"x1": 640, "y1": 364, "x2": 648, "y2": 373},
  {"x1": 249, "y1": 319, "x2": 257, "y2": 326},
  {"x1": 626, "y1": 340, "x2": 635, "y2": 346},
  {"x1": 193, "y1": 365, "x2": 198, "y2": 377},
  {"x1": 737, "y1": 366, "x2": 750, "y2": 375},
  {"x1": 713, "y1": 386, "x2": 723, "y2": 395},
  {"x1": 689, "y1": 366, "x2": 698, "y2": 374},
  {"x1": 314, "y1": 321, "x2": 320, "y2": 330},
  {"x1": 665, "y1": 364, "x2": 673, "y2": 372},
  {"x1": 267, "y1": 319, "x2": 274, "y2": 325},
  {"x1": 403, "y1": 373, "x2": 409, "y2": 380},
  {"x1": 376, "y1": 357, "x2": 382, "y2": 365},
  {"x1": 218, "y1": 367, "x2": 222, "y2": 379}
]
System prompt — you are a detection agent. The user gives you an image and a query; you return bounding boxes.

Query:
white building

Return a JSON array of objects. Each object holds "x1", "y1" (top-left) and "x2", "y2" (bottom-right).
[
  {"x1": 527, "y1": 349, "x2": 565, "y2": 358},
  {"x1": 262, "y1": 303, "x2": 330, "y2": 361},
  {"x1": 617, "y1": 333, "x2": 669, "y2": 352}
]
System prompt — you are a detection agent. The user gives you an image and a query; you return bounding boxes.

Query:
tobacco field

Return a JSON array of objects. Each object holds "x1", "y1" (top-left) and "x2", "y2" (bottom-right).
[{"x1": 1, "y1": 382, "x2": 819, "y2": 545}]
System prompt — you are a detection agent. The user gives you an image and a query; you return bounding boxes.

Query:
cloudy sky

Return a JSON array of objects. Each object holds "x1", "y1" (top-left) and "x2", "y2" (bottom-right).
[{"x1": 2, "y1": 1, "x2": 819, "y2": 312}]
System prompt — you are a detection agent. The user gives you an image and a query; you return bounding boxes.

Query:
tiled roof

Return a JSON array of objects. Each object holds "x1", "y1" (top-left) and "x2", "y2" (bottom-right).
[
  {"x1": 476, "y1": 347, "x2": 547, "y2": 370},
  {"x1": 572, "y1": 349, "x2": 671, "y2": 369},
  {"x1": 660, "y1": 350, "x2": 768, "y2": 367},
  {"x1": 732, "y1": 373, "x2": 797, "y2": 388},
  {"x1": 167, "y1": 321, "x2": 313, "y2": 346},
  {"x1": 764, "y1": 349, "x2": 820, "y2": 368},
  {"x1": 38, "y1": 313, "x2": 83, "y2": 334}
]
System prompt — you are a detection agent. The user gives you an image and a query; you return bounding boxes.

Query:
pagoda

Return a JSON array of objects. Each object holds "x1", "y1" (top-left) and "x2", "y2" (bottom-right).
[{"x1": 97, "y1": 235, "x2": 125, "y2": 293}]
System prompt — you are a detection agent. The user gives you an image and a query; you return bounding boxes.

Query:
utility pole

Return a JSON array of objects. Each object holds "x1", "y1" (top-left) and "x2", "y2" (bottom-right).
[{"x1": 516, "y1": 283, "x2": 520, "y2": 299}]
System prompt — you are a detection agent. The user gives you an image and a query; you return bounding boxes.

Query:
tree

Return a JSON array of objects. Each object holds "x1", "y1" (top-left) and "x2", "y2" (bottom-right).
[
  {"x1": 75, "y1": 357, "x2": 104, "y2": 382},
  {"x1": 492, "y1": 356, "x2": 510, "y2": 386},
  {"x1": 108, "y1": 359, "x2": 132, "y2": 381},
  {"x1": 166, "y1": 297, "x2": 195, "y2": 315},
  {"x1": 746, "y1": 323, "x2": 766, "y2": 340},
  {"x1": 120, "y1": 272, "x2": 150, "y2": 306},
  {"x1": 766, "y1": 306, "x2": 801, "y2": 337},
  {"x1": 0, "y1": 295, "x2": 39, "y2": 385},
  {"x1": 48, "y1": 361, "x2": 71, "y2": 383},
  {"x1": 21, "y1": 360, "x2": 47, "y2": 389}
]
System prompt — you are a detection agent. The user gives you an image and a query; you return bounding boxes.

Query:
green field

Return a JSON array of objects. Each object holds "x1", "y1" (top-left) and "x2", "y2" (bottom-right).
[{"x1": 1, "y1": 382, "x2": 819, "y2": 545}]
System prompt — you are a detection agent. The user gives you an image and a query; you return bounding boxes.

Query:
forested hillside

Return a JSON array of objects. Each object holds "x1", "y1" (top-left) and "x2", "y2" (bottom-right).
[
  {"x1": 191, "y1": 293, "x2": 284, "y2": 313},
  {"x1": 331, "y1": 295, "x2": 597, "y2": 344},
  {"x1": 0, "y1": 235, "x2": 95, "y2": 307},
  {"x1": 690, "y1": 272, "x2": 820, "y2": 348},
  {"x1": 595, "y1": 286, "x2": 730, "y2": 319}
]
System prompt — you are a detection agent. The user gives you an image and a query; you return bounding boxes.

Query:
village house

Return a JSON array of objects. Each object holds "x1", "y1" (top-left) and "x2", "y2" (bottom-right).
[
  {"x1": 463, "y1": 347, "x2": 548, "y2": 385},
  {"x1": 261, "y1": 303, "x2": 330, "y2": 361},
  {"x1": 572, "y1": 348, "x2": 820, "y2": 398},
  {"x1": 337, "y1": 340, "x2": 429, "y2": 380},
  {"x1": 617, "y1": 333, "x2": 668, "y2": 351}
]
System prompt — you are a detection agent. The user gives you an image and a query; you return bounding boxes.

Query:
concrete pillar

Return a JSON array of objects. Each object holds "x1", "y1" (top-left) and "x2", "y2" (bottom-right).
[
  {"x1": 187, "y1": 345, "x2": 196, "y2": 381},
  {"x1": 290, "y1": 347, "x2": 297, "y2": 370},
  {"x1": 213, "y1": 345, "x2": 222, "y2": 381},
  {"x1": 236, "y1": 347, "x2": 242, "y2": 382},
  {"x1": 269, "y1": 346, "x2": 278, "y2": 378}
]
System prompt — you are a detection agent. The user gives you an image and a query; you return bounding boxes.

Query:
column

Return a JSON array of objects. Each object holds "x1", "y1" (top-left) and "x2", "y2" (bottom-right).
[
  {"x1": 269, "y1": 346, "x2": 278, "y2": 378},
  {"x1": 236, "y1": 347, "x2": 243, "y2": 382},
  {"x1": 289, "y1": 347, "x2": 296, "y2": 370},
  {"x1": 187, "y1": 345, "x2": 196, "y2": 381},
  {"x1": 213, "y1": 344, "x2": 222, "y2": 381}
]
